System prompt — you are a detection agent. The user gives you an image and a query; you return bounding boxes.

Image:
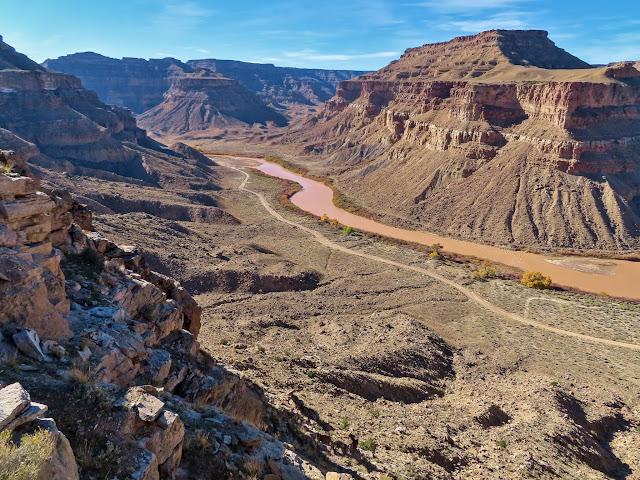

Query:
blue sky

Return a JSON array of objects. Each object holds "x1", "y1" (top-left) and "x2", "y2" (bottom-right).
[{"x1": 1, "y1": 0, "x2": 639, "y2": 70}]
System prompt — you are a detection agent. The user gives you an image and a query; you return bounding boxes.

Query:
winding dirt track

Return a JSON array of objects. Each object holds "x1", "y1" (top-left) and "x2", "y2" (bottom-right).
[{"x1": 226, "y1": 164, "x2": 640, "y2": 353}]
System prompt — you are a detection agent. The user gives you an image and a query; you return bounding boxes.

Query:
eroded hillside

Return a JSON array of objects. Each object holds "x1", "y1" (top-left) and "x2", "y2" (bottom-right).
[{"x1": 280, "y1": 30, "x2": 640, "y2": 250}]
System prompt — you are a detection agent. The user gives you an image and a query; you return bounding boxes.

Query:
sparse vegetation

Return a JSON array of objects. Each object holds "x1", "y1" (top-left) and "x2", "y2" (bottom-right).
[
  {"x1": 521, "y1": 271, "x2": 552, "y2": 289},
  {"x1": 343, "y1": 226, "x2": 355, "y2": 235},
  {"x1": 68, "y1": 366, "x2": 93, "y2": 385},
  {"x1": 1, "y1": 160, "x2": 15, "y2": 174},
  {"x1": 359, "y1": 438, "x2": 377, "y2": 454},
  {"x1": 220, "y1": 338, "x2": 229, "y2": 345},
  {"x1": 495, "y1": 440, "x2": 507, "y2": 448},
  {"x1": 339, "y1": 416, "x2": 350, "y2": 430},
  {"x1": 472, "y1": 261, "x2": 499, "y2": 280},
  {"x1": 0, "y1": 429, "x2": 55, "y2": 480},
  {"x1": 242, "y1": 458, "x2": 263, "y2": 478}
]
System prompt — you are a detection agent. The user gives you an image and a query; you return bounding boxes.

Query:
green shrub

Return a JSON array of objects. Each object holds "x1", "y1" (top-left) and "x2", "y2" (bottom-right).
[
  {"x1": 495, "y1": 440, "x2": 507, "y2": 448},
  {"x1": 368, "y1": 408, "x2": 380, "y2": 418},
  {"x1": 339, "y1": 416, "x2": 350, "y2": 430},
  {"x1": 359, "y1": 438, "x2": 377, "y2": 454},
  {"x1": 0, "y1": 429, "x2": 55, "y2": 480},
  {"x1": 343, "y1": 226, "x2": 355, "y2": 236},
  {"x1": 219, "y1": 338, "x2": 229, "y2": 345}
]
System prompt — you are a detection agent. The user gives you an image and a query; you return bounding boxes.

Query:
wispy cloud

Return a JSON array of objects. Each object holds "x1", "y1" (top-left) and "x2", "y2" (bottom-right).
[
  {"x1": 284, "y1": 49, "x2": 400, "y2": 61},
  {"x1": 440, "y1": 11, "x2": 534, "y2": 32},
  {"x1": 151, "y1": 1, "x2": 213, "y2": 31},
  {"x1": 408, "y1": 0, "x2": 528, "y2": 12}
]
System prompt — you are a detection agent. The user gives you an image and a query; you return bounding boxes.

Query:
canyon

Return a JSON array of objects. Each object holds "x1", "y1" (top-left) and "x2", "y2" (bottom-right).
[
  {"x1": 43, "y1": 52, "x2": 367, "y2": 129},
  {"x1": 1, "y1": 28, "x2": 639, "y2": 480}
]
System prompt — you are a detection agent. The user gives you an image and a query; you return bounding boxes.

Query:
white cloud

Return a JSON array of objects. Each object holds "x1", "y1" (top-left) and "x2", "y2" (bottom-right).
[
  {"x1": 440, "y1": 12, "x2": 532, "y2": 32},
  {"x1": 409, "y1": 0, "x2": 528, "y2": 12},
  {"x1": 151, "y1": 1, "x2": 213, "y2": 31},
  {"x1": 284, "y1": 49, "x2": 400, "y2": 62}
]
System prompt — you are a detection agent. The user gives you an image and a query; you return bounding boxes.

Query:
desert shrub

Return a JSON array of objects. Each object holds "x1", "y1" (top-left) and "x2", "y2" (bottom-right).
[
  {"x1": 339, "y1": 416, "x2": 350, "y2": 430},
  {"x1": 495, "y1": 440, "x2": 507, "y2": 448},
  {"x1": 219, "y1": 338, "x2": 229, "y2": 345},
  {"x1": 330, "y1": 219, "x2": 340, "y2": 226},
  {"x1": 0, "y1": 429, "x2": 55, "y2": 480},
  {"x1": 81, "y1": 384, "x2": 115, "y2": 412},
  {"x1": 243, "y1": 458, "x2": 263, "y2": 478},
  {"x1": 343, "y1": 226, "x2": 355, "y2": 236},
  {"x1": 431, "y1": 243, "x2": 443, "y2": 254},
  {"x1": 68, "y1": 366, "x2": 93, "y2": 385},
  {"x1": 75, "y1": 433, "x2": 125, "y2": 477},
  {"x1": 520, "y1": 271, "x2": 552, "y2": 289},
  {"x1": 1, "y1": 160, "x2": 15, "y2": 174},
  {"x1": 321, "y1": 213, "x2": 329, "y2": 222},
  {"x1": 359, "y1": 438, "x2": 377, "y2": 454},
  {"x1": 471, "y1": 262, "x2": 498, "y2": 280},
  {"x1": 368, "y1": 408, "x2": 380, "y2": 418},
  {"x1": 429, "y1": 251, "x2": 441, "y2": 260}
]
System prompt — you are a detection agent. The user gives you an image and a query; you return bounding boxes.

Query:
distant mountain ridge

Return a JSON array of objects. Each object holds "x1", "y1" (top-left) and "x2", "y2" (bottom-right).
[{"x1": 43, "y1": 52, "x2": 368, "y2": 117}]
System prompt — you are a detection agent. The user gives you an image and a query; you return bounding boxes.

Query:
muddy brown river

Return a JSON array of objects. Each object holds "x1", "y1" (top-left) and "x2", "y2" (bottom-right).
[{"x1": 220, "y1": 156, "x2": 640, "y2": 300}]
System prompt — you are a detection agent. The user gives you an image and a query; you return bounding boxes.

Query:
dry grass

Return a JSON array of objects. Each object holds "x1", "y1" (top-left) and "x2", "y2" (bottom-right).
[
  {"x1": 243, "y1": 458, "x2": 264, "y2": 477},
  {"x1": 0, "y1": 429, "x2": 55, "y2": 480}
]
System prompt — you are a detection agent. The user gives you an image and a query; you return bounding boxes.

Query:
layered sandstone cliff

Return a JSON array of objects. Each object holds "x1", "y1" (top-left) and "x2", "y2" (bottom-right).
[
  {"x1": 0, "y1": 37, "x2": 157, "y2": 180},
  {"x1": 187, "y1": 59, "x2": 368, "y2": 111},
  {"x1": 283, "y1": 30, "x2": 640, "y2": 250},
  {"x1": 1, "y1": 37, "x2": 223, "y2": 187},
  {"x1": 137, "y1": 70, "x2": 288, "y2": 136},
  {"x1": 43, "y1": 53, "x2": 194, "y2": 114}
]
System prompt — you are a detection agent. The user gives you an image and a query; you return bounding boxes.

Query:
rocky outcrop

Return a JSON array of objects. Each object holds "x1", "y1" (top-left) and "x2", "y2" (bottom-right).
[
  {"x1": 0, "y1": 173, "x2": 71, "y2": 338},
  {"x1": 0, "y1": 165, "x2": 325, "y2": 478},
  {"x1": 283, "y1": 30, "x2": 640, "y2": 250},
  {"x1": 137, "y1": 70, "x2": 288, "y2": 136}
]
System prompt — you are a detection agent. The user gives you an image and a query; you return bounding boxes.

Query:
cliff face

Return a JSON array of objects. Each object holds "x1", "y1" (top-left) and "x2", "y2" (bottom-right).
[
  {"x1": 137, "y1": 70, "x2": 288, "y2": 136},
  {"x1": 43, "y1": 53, "x2": 367, "y2": 118},
  {"x1": 1, "y1": 37, "x2": 212, "y2": 184},
  {"x1": 187, "y1": 58, "x2": 368, "y2": 109},
  {"x1": 283, "y1": 30, "x2": 640, "y2": 250},
  {"x1": 43, "y1": 53, "x2": 194, "y2": 114}
]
